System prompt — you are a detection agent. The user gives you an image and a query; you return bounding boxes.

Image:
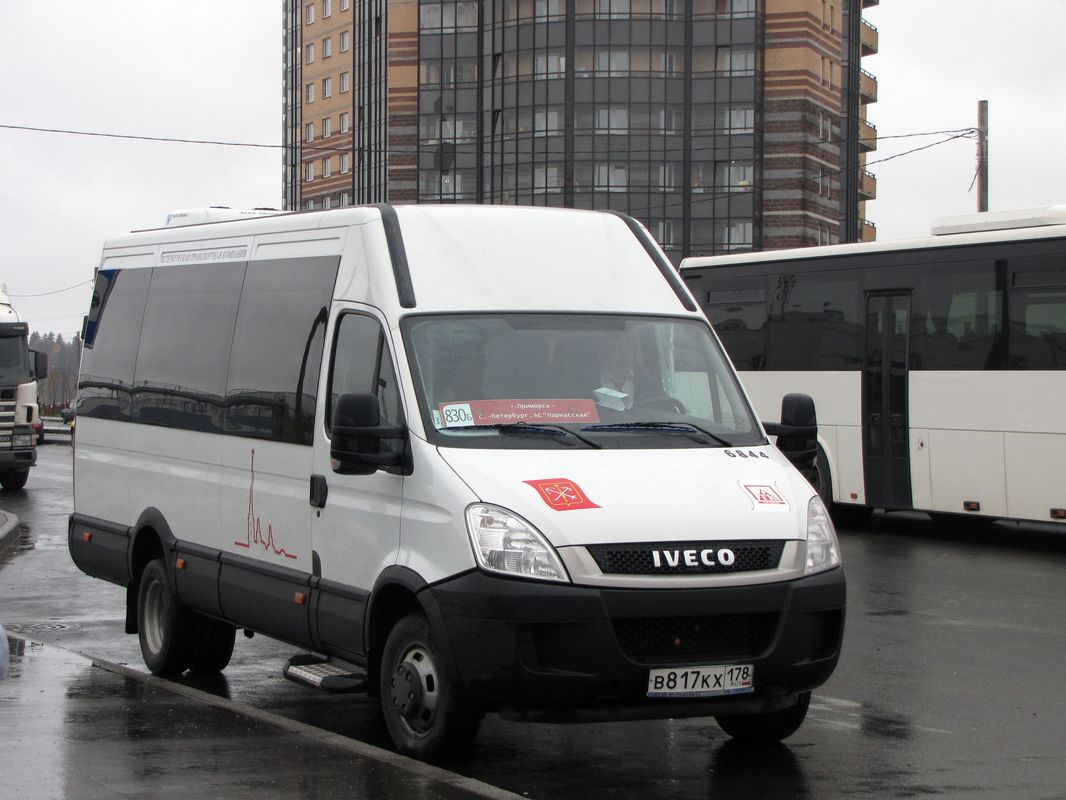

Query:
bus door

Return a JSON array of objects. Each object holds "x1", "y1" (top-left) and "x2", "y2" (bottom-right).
[{"x1": 863, "y1": 292, "x2": 912, "y2": 509}]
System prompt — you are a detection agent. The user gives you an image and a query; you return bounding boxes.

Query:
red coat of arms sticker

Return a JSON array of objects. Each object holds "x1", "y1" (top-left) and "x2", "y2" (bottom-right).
[{"x1": 524, "y1": 478, "x2": 600, "y2": 511}]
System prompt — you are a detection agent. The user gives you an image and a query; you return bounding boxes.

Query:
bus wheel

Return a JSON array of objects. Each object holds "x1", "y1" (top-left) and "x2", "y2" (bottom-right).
[
  {"x1": 380, "y1": 613, "x2": 481, "y2": 761},
  {"x1": 0, "y1": 469, "x2": 29, "y2": 491},
  {"x1": 716, "y1": 691, "x2": 811, "y2": 743},
  {"x1": 137, "y1": 559, "x2": 193, "y2": 675},
  {"x1": 186, "y1": 616, "x2": 236, "y2": 674}
]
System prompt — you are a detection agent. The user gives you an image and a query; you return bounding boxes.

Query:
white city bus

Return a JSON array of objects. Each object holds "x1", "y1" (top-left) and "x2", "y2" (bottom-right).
[{"x1": 681, "y1": 207, "x2": 1066, "y2": 527}]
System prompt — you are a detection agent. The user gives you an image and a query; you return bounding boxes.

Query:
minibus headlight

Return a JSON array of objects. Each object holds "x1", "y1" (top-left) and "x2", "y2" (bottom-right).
[
  {"x1": 805, "y1": 496, "x2": 841, "y2": 575},
  {"x1": 13, "y1": 434, "x2": 33, "y2": 448},
  {"x1": 465, "y1": 504, "x2": 570, "y2": 583}
]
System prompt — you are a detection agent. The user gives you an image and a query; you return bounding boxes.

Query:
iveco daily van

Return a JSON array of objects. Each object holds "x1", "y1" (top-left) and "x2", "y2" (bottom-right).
[{"x1": 69, "y1": 204, "x2": 845, "y2": 760}]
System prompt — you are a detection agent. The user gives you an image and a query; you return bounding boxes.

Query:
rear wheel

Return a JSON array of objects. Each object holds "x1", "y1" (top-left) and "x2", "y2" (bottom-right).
[
  {"x1": 187, "y1": 616, "x2": 236, "y2": 674},
  {"x1": 715, "y1": 691, "x2": 811, "y2": 743},
  {"x1": 0, "y1": 469, "x2": 29, "y2": 491},
  {"x1": 379, "y1": 613, "x2": 481, "y2": 761},
  {"x1": 137, "y1": 559, "x2": 193, "y2": 675}
]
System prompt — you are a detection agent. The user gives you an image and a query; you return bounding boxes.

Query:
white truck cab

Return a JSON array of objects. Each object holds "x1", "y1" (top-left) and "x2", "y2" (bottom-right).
[{"x1": 69, "y1": 205, "x2": 844, "y2": 760}]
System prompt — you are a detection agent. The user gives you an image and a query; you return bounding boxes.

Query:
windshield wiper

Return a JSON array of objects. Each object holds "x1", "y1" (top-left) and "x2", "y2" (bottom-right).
[
  {"x1": 465, "y1": 422, "x2": 601, "y2": 449},
  {"x1": 581, "y1": 422, "x2": 735, "y2": 447}
]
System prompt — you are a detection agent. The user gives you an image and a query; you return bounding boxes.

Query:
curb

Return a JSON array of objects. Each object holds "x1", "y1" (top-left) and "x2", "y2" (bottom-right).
[{"x1": 0, "y1": 510, "x2": 20, "y2": 557}]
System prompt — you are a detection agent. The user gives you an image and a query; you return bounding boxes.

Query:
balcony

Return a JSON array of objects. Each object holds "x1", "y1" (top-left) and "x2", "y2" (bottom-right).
[
  {"x1": 859, "y1": 118, "x2": 877, "y2": 152},
  {"x1": 859, "y1": 68, "x2": 878, "y2": 103},
  {"x1": 861, "y1": 219, "x2": 877, "y2": 242},
  {"x1": 859, "y1": 169, "x2": 877, "y2": 200},
  {"x1": 860, "y1": 19, "x2": 878, "y2": 56}
]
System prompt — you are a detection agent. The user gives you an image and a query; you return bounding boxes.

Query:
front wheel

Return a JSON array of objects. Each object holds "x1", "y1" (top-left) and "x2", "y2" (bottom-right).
[
  {"x1": 379, "y1": 613, "x2": 481, "y2": 761},
  {"x1": 716, "y1": 691, "x2": 811, "y2": 743},
  {"x1": 0, "y1": 469, "x2": 29, "y2": 491},
  {"x1": 137, "y1": 559, "x2": 193, "y2": 675}
]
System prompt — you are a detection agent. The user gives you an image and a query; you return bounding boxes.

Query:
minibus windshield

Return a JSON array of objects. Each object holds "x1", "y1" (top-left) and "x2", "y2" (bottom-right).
[
  {"x1": 0, "y1": 332, "x2": 32, "y2": 386},
  {"x1": 403, "y1": 314, "x2": 765, "y2": 449}
]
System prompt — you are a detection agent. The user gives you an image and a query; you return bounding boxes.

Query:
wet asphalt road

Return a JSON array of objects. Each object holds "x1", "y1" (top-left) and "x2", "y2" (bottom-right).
[{"x1": 3, "y1": 444, "x2": 1066, "y2": 799}]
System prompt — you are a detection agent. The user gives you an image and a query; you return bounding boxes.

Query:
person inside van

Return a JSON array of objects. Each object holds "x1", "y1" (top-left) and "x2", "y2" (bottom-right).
[{"x1": 593, "y1": 332, "x2": 660, "y2": 410}]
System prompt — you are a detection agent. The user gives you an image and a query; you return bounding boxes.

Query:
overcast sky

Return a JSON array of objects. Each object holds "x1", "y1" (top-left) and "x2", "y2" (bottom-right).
[{"x1": 2, "y1": 0, "x2": 1064, "y2": 338}]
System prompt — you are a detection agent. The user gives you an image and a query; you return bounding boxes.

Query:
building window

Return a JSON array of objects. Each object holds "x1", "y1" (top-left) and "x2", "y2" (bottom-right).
[
  {"x1": 594, "y1": 163, "x2": 628, "y2": 191},
  {"x1": 305, "y1": 162, "x2": 315, "y2": 182},
  {"x1": 322, "y1": 158, "x2": 332, "y2": 178},
  {"x1": 323, "y1": 194, "x2": 332, "y2": 210},
  {"x1": 340, "y1": 111, "x2": 350, "y2": 133},
  {"x1": 305, "y1": 4, "x2": 315, "y2": 24},
  {"x1": 595, "y1": 49, "x2": 630, "y2": 75},
  {"x1": 535, "y1": 51, "x2": 566, "y2": 77},
  {"x1": 305, "y1": 122, "x2": 314, "y2": 142},
  {"x1": 718, "y1": 104, "x2": 754, "y2": 133},
  {"x1": 341, "y1": 153, "x2": 350, "y2": 173},
  {"x1": 657, "y1": 164, "x2": 678, "y2": 191},
  {"x1": 305, "y1": 83, "x2": 315, "y2": 103},
  {"x1": 305, "y1": 199, "x2": 316, "y2": 210},
  {"x1": 715, "y1": 160, "x2": 754, "y2": 191},
  {"x1": 340, "y1": 0, "x2": 349, "y2": 10},
  {"x1": 323, "y1": 0, "x2": 332, "y2": 18},
  {"x1": 340, "y1": 30, "x2": 350, "y2": 52},
  {"x1": 322, "y1": 37, "x2": 332, "y2": 58},
  {"x1": 340, "y1": 191, "x2": 350, "y2": 206},
  {"x1": 659, "y1": 107, "x2": 678, "y2": 134},
  {"x1": 655, "y1": 220, "x2": 677, "y2": 246},
  {"x1": 340, "y1": 71, "x2": 350, "y2": 92},
  {"x1": 596, "y1": 0, "x2": 630, "y2": 15},
  {"x1": 323, "y1": 77, "x2": 332, "y2": 98},
  {"x1": 322, "y1": 117, "x2": 332, "y2": 138},
  {"x1": 533, "y1": 108, "x2": 561, "y2": 136},
  {"x1": 533, "y1": 165, "x2": 562, "y2": 193},
  {"x1": 716, "y1": 220, "x2": 753, "y2": 250},
  {"x1": 716, "y1": 46, "x2": 755, "y2": 74},
  {"x1": 596, "y1": 106, "x2": 629, "y2": 133},
  {"x1": 305, "y1": 43, "x2": 315, "y2": 64},
  {"x1": 534, "y1": 0, "x2": 563, "y2": 18}
]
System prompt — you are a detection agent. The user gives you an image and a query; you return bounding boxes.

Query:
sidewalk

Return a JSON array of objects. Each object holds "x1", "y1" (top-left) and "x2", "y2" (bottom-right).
[{"x1": 0, "y1": 633, "x2": 518, "y2": 799}]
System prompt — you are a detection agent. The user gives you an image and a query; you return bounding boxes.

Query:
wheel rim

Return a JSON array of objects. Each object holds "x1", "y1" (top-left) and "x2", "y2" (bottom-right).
[
  {"x1": 142, "y1": 578, "x2": 165, "y2": 655},
  {"x1": 388, "y1": 643, "x2": 440, "y2": 738}
]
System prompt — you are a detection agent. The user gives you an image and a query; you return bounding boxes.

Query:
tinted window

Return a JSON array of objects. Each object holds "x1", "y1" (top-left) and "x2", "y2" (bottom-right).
[
  {"x1": 132, "y1": 262, "x2": 246, "y2": 432},
  {"x1": 765, "y1": 272, "x2": 862, "y2": 370},
  {"x1": 78, "y1": 268, "x2": 152, "y2": 421},
  {"x1": 704, "y1": 285, "x2": 768, "y2": 370},
  {"x1": 912, "y1": 260, "x2": 1003, "y2": 369},
  {"x1": 225, "y1": 257, "x2": 337, "y2": 444},
  {"x1": 1009, "y1": 257, "x2": 1066, "y2": 369},
  {"x1": 329, "y1": 313, "x2": 404, "y2": 431}
]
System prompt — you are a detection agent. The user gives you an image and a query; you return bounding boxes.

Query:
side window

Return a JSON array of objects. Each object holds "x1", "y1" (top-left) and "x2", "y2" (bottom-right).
[
  {"x1": 328, "y1": 314, "x2": 403, "y2": 432},
  {"x1": 1008, "y1": 257, "x2": 1066, "y2": 369},
  {"x1": 78, "y1": 268, "x2": 152, "y2": 421},
  {"x1": 132, "y1": 262, "x2": 246, "y2": 432},
  {"x1": 913, "y1": 261, "x2": 1002, "y2": 369},
  {"x1": 703, "y1": 285, "x2": 768, "y2": 370},
  {"x1": 225, "y1": 257, "x2": 337, "y2": 445}
]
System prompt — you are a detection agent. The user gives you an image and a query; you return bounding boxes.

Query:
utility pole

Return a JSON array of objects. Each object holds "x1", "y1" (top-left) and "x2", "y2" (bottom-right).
[{"x1": 977, "y1": 100, "x2": 989, "y2": 212}]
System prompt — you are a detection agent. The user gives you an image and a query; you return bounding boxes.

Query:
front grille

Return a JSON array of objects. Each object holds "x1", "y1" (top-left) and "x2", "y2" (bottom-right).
[
  {"x1": 587, "y1": 540, "x2": 785, "y2": 576},
  {"x1": 613, "y1": 613, "x2": 779, "y2": 664}
]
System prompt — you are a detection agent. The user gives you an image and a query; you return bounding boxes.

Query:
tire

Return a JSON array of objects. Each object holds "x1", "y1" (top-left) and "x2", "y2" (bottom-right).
[
  {"x1": 137, "y1": 559, "x2": 193, "y2": 675},
  {"x1": 186, "y1": 615, "x2": 237, "y2": 674},
  {"x1": 813, "y1": 448, "x2": 873, "y2": 528},
  {"x1": 379, "y1": 613, "x2": 481, "y2": 761},
  {"x1": 716, "y1": 691, "x2": 811, "y2": 743},
  {"x1": 0, "y1": 469, "x2": 29, "y2": 491}
]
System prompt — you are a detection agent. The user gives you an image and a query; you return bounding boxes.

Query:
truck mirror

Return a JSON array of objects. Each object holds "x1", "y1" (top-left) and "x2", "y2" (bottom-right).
[
  {"x1": 773, "y1": 393, "x2": 818, "y2": 478},
  {"x1": 32, "y1": 350, "x2": 49, "y2": 380},
  {"x1": 330, "y1": 392, "x2": 411, "y2": 476}
]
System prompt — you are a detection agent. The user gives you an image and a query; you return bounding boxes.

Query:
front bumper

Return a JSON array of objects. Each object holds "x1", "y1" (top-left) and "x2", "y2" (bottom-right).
[{"x1": 424, "y1": 566, "x2": 845, "y2": 721}]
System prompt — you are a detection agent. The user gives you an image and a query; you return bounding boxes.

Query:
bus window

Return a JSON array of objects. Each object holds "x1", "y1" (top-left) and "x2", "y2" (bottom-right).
[{"x1": 1009, "y1": 289, "x2": 1066, "y2": 369}]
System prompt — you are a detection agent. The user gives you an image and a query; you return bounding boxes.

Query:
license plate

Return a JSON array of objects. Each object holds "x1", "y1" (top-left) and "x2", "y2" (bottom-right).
[{"x1": 647, "y1": 664, "x2": 754, "y2": 698}]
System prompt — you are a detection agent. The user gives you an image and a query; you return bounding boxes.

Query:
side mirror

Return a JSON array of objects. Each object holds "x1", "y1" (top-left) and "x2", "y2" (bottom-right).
[
  {"x1": 770, "y1": 393, "x2": 817, "y2": 477},
  {"x1": 32, "y1": 351, "x2": 49, "y2": 380},
  {"x1": 330, "y1": 392, "x2": 411, "y2": 476}
]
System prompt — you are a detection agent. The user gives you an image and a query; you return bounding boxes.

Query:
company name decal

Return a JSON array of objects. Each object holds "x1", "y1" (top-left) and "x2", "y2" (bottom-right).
[
  {"x1": 741, "y1": 482, "x2": 790, "y2": 512},
  {"x1": 524, "y1": 478, "x2": 600, "y2": 511},
  {"x1": 652, "y1": 548, "x2": 736, "y2": 569}
]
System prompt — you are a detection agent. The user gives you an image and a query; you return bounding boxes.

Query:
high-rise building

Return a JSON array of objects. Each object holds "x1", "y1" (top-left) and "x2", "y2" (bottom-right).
[{"x1": 283, "y1": 0, "x2": 878, "y2": 260}]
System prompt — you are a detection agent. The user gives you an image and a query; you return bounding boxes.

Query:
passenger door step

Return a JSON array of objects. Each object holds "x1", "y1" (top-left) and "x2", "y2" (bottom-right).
[{"x1": 283, "y1": 654, "x2": 367, "y2": 693}]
